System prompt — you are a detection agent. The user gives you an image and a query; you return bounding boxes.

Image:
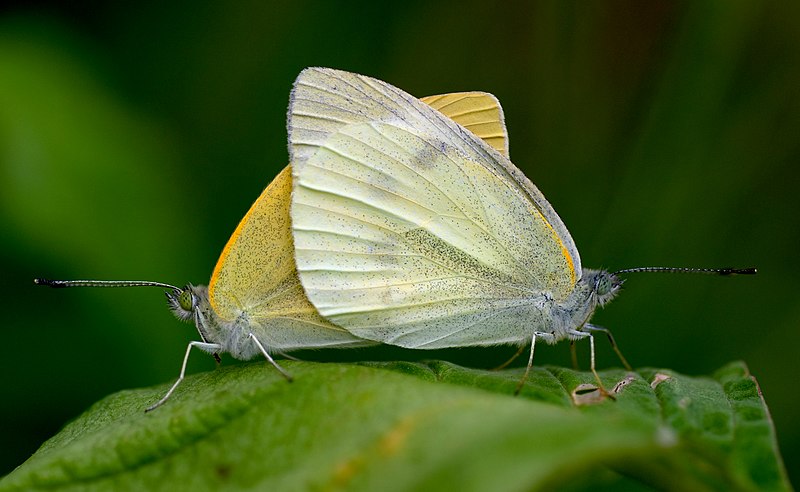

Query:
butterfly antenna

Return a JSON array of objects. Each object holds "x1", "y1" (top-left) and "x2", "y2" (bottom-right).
[
  {"x1": 34, "y1": 278, "x2": 181, "y2": 291},
  {"x1": 612, "y1": 267, "x2": 757, "y2": 276},
  {"x1": 35, "y1": 278, "x2": 223, "y2": 367}
]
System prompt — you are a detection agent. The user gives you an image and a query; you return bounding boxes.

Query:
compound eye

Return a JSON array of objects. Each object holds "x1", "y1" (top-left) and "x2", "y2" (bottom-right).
[
  {"x1": 595, "y1": 275, "x2": 613, "y2": 296},
  {"x1": 178, "y1": 288, "x2": 193, "y2": 311}
]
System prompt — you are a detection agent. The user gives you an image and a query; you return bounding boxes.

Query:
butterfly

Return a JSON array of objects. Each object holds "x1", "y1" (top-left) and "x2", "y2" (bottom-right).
[{"x1": 287, "y1": 67, "x2": 755, "y2": 395}]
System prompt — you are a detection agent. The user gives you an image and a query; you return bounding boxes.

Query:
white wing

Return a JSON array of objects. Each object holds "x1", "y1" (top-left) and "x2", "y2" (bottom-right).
[
  {"x1": 288, "y1": 67, "x2": 580, "y2": 274},
  {"x1": 291, "y1": 121, "x2": 575, "y2": 348}
]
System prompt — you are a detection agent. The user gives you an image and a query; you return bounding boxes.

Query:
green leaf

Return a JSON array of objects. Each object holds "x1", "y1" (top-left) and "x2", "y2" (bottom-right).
[{"x1": 0, "y1": 361, "x2": 790, "y2": 491}]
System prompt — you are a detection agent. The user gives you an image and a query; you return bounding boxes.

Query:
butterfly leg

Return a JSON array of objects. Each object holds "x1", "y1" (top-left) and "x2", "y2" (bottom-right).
[
  {"x1": 514, "y1": 332, "x2": 555, "y2": 395},
  {"x1": 277, "y1": 351, "x2": 303, "y2": 362},
  {"x1": 583, "y1": 324, "x2": 632, "y2": 371},
  {"x1": 570, "y1": 341, "x2": 579, "y2": 370},
  {"x1": 146, "y1": 340, "x2": 222, "y2": 412},
  {"x1": 569, "y1": 330, "x2": 614, "y2": 399},
  {"x1": 248, "y1": 333, "x2": 294, "y2": 383},
  {"x1": 493, "y1": 343, "x2": 527, "y2": 371}
]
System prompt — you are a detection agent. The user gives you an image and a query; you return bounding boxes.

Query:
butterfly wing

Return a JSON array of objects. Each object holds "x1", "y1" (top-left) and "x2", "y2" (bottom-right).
[
  {"x1": 206, "y1": 89, "x2": 512, "y2": 352},
  {"x1": 420, "y1": 92, "x2": 509, "y2": 157},
  {"x1": 289, "y1": 67, "x2": 580, "y2": 275},
  {"x1": 208, "y1": 165, "x2": 367, "y2": 350},
  {"x1": 291, "y1": 118, "x2": 578, "y2": 348}
]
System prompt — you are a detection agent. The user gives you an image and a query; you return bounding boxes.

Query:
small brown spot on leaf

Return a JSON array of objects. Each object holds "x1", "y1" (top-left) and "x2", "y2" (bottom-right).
[
  {"x1": 572, "y1": 383, "x2": 608, "y2": 405},
  {"x1": 611, "y1": 374, "x2": 636, "y2": 394},
  {"x1": 650, "y1": 373, "x2": 672, "y2": 389}
]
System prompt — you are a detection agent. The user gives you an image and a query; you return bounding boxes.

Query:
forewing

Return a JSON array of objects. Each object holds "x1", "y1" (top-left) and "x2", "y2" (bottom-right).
[
  {"x1": 292, "y1": 122, "x2": 575, "y2": 348},
  {"x1": 289, "y1": 67, "x2": 580, "y2": 275},
  {"x1": 208, "y1": 166, "x2": 366, "y2": 350}
]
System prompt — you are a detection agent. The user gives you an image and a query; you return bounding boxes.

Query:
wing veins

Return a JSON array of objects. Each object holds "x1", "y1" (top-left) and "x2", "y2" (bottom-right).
[
  {"x1": 307, "y1": 269, "x2": 533, "y2": 296},
  {"x1": 295, "y1": 181, "x2": 417, "y2": 230},
  {"x1": 302, "y1": 159, "x2": 511, "y2": 233},
  {"x1": 334, "y1": 127, "x2": 476, "y2": 224},
  {"x1": 300, "y1": 69, "x2": 572, "y2": 275},
  {"x1": 331, "y1": 294, "x2": 532, "y2": 317},
  {"x1": 410, "y1": 302, "x2": 530, "y2": 348},
  {"x1": 438, "y1": 108, "x2": 498, "y2": 118},
  {"x1": 369, "y1": 125, "x2": 532, "y2": 275},
  {"x1": 293, "y1": 200, "x2": 405, "y2": 238},
  {"x1": 233, "y1": 270, "x2": 298, "y2": 313},
  {"x1": 302, "y1": 154, "x2": 539, "y2": 290},
  {"x1": 292, "y1": 110, "x2": 352, "y2": 125},
  {"x1": 317, "y1": 70, "x2": 401, "y2": 119},
  {"x1": 462, "y1": 118, "x2": 505, "y2": 126},
  {"x1": 294, "y1": 70, "x2": 572, "y2": 285},
  {"x1": 295, "y1": 79, "x2": 376, "y2": 113},
  {"x1": 292, "y1": 227, "x2": 394, "y2": 248}
]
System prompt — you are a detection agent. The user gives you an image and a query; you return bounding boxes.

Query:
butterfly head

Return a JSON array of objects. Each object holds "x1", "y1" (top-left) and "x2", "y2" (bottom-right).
[
  {"x1": 166, "y1": 285, "x2": 199, "y2": 321},
  {"x1": 166, "y1": 284, "x2": 218, "y2": 344},
  {"x1": 588, "y1": 270, "x2": 623, "y2": 307}
]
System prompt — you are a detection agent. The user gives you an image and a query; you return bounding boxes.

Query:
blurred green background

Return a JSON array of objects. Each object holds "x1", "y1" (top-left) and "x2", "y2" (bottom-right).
[{"x1": 1, "y1": 0, "x2": 797, "y2": 486}]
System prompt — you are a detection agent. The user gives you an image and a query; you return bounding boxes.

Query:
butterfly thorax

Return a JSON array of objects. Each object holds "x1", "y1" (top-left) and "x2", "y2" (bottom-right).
[{"x1": 546, "y1": 269, "x2": 622, "y2": 343}]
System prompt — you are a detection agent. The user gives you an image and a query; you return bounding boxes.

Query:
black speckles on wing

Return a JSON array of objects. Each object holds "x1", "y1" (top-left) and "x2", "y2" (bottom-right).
[
  {"x1": 288, "y1": 68, "x2": 581, "y2": 276},
  {"x1": 208, "y1": 166, "x2": 369, "y2": 351},
  {"x1": 291, "y1": 121, "x2": 575, "y2": 348}
]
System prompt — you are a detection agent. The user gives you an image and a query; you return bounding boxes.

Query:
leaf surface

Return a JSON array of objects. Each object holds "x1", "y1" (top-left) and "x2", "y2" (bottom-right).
[{"x1": 0, "y1": 361, "x2": 790, "y2": 492}]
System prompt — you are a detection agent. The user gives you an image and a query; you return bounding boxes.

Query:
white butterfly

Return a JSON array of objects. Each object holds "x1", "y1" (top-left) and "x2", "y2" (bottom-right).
[{"x1": 288, "y1": 67, "x2": 631, "y2": 393}]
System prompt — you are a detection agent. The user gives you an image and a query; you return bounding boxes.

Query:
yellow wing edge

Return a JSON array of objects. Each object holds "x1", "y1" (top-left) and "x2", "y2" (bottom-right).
[
  {"x1": 420, "y1": 92, "x2": 509, "y2": 157},
  {"x1": 208, "y1": 165, "x2": 292, "y2": 310}
]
